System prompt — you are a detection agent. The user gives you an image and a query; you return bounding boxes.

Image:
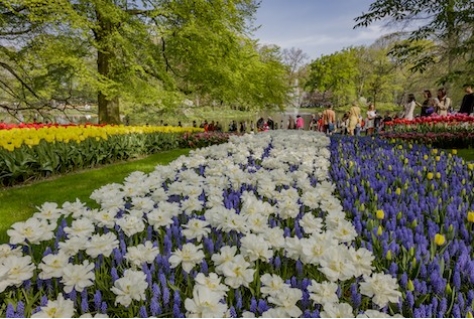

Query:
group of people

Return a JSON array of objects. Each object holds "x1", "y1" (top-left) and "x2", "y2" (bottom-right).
[{"x1": 403, "y1": 84, "x2": 474, "y2": 120}]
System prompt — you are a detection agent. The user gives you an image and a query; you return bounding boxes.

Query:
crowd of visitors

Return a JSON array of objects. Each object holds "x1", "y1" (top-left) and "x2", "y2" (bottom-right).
[{"x1": 171, "y1": 84, "x2": 474, "y2": 136}]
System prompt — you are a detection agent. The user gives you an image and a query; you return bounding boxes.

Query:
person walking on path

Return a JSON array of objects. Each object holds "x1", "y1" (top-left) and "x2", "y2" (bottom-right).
[
  {"x1": 459, "y1": 84, "x2": 474, "y2": 115},
  {"x1": 348, "y1": 102, "x2": 361, "y2": 136},
  {"x1": 295, "y1": 115, "x2": 304, "y2": 130},
  {"x1": 436, "y1": 88, "x2": 451, "y2": 116},
  {"x1": 404, "y1": 94, "x2": 416, "y2": 120},
  {"x1": 322, "y1": 105, "x2": 336, "y2": 135}
]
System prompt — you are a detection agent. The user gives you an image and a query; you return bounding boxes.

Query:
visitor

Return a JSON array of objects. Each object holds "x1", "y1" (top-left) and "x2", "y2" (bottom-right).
[
  {"x1": 250, "y1": 121, "x2": 255, "y2": 133},
  {"x1": 348, "y1": 102, "x2": 361, "y2": 136},
  {"x1": 256, "y1": 117, "x2": 265, "y2": 131},
  {"x1": 420, "y1": 90, "x2": 436, "y2": 117},
  {"x1": 267, "y1": 117, "x2": 275, "y2": 130},
  {"x1": 192, "y1": 120, "x2": 197, "y2": 128},
  {"x1": 365, "y1": 103, "x2": 377, "y2": 135},
  {"x1": 295, "y1": 115, "x2": 304, "y2": 130},
  {"x1": 404, "y1": 94, "x2": 416, "y2": 120},
  {"x1": 178, "y1": 121, "x2": 182, "y2": 127},
  {"x1": 459, "y1": 84, "x2": 474, "y2": 115},
  {"x1": 435, "y1": 88, "x2": 451, "y2": 116},
  {"x1": 287, "y1": 116, "x2": 296, "y2": 130},
  {"x1": 322, "y1": 104, "x2": 336, "y2": 135}
]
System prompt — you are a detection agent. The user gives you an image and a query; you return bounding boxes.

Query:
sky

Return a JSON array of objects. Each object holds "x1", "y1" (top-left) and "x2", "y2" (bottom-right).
[{"x1": 253, "y1": 0, "x2": 391, "y2": 60}]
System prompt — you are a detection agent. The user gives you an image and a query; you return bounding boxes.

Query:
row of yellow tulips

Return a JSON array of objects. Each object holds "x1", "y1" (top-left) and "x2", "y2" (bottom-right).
[{"x1": 0, "y1": 125, "x2": 203, "y2": 152}]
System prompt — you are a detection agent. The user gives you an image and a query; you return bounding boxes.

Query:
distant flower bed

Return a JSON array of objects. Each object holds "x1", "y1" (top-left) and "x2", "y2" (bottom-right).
[
  {"x1": 0, "y1": 124, "x2": 203, "y2": 186},
  {"x1": 331, "y1": 136, "x2": 474, "y2": 318},
  {"x1": 382, "y1": 114, "x2": 474, "y2": 148},
  {"x1": 179, "y1": 131, "x2": 236, "y2": 149},
  {"x1": 1, "y1": 131, "x2": 403, "y2": 318}
]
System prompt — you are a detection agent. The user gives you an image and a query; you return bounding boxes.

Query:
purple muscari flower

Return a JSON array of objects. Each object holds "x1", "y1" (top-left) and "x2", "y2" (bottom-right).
[
  {"x1": 413, "y1": 307, "x2": 423, "y2": 317},
  {"x1": 164, "y1": 235, "x2": 172, "y2": 255},
  {"x1": 284, "y1": 227, "x2": 291, "y2": 238},
  {"x1": 111, "y1": 267, "x2": 119, "y2": 282},
  {"x1": 453, "y1": 270, "x2": 461, "y2": 290},
  {"x1": 204, "y1": 237, "x2": 214, "y2": 254},
  {"x1": 302, "y1": 309, "x2": 312, "y2": 318},
  {"x1": 94, "y1": 290, "x2": 102, "y2": 311},
  {"x1": 274, "y1": 256, "x2": 281, "y2": 270},
  {"x1": 150, "y1": 297, "x2": 161, "y2": 316},
  {"x1": 143, "y1": 264, "x2": 152, "y2": 287},
  {"x1": 457, "y1": 293, "x2": 465, "y2": 310},
  {"x1": 174, "y1": 290, "x2": 181, "y2": 307},
  {"x1": 351, "y1": 283, "x2": 361, "y2": 309},
  {"x1": 23, "y1": 279, "x2": 31, "y2": 291},
  {"x1": 139, "y1": 305, "x2": 148, "y2": 318},
  {"x1": 147, "y1": 225, "x2": 153, "y2": 241},
  {"x1": 163, "y1": 287, "x2": 170, "y2": 307},
  {"x1": 257, "y1": 299, "x2": 269, "y2": 314},
  {"x1": 152, "y1": 283, "x2": 161, "y2": 299},
  {"x1": 301, "y1": 289, "x2": 311, "y2": 309},
  {"x1": 43, "y1": 246, "x2": 52, "y2": 256},
  {"x1": 173, "y1": 303, "x2": 183, "y2": 318},
  {"x1": 290, "y1": 276, "x2": 297, "y2": 288},
  {"x1": 229, "y1": 306, "x2": 237, "y2": 318},
  {"x1": 119, "y1": 238, "x2": 127, "y2": 255},
  {"x1": 250, "y1": 298, "x2": 257, "y2": 313},
  {"x1": 37, "y1": 278, "x2": 44, "y2": 290},
  {"x1": 389, "y1": 262, "x2": 398, "y2": 276},
  {"x1": 40, "y1": 295, "x2": 48, "y2": 307},
  {"x1": 100, "y1": 301, "x2": 107, "y2": 314},
  {"x1": 81, "y1": 289, "x2": 89, "y2": 313},
  {"x1": 452, "y1": 304, "x2": 461, "y2": 317},
  {"x1": 311, "y1": 310, "x2": 320, "y2": 317},
  {"x1": 406, "y1": 292, "x2": 415, "y2": 308},
  {"x1": 438, "y1": 298, "x2": 447, "y2": 317},
  {"x1": 6, "y1": 304, "x2": 15, "y2": 318},
  {"x1": 295, "y1": 223, "x2": 303, "y2": 239},
  {"x1": 467, "y1": 291, "x2": 474, "y2": 307},
  {"x1": 67, "y1": 289, "x2": 77, "y2": 302},
  {"x1": 235, "y1": 290, "x2": 243, "y2": 310},
  {"x1": 296, "y1": 260, "x2": 303, "y2": 276},
  {"x1": 113, "y1": 248, "x2": 123, "y2": 265},
  {"x1": 399, "y1": 273, "x2": 408, "y2": 288},
  {"x1": 16, "y1": 301, "x2": 25, "y2": 318},
  {"x1": 159, "y1": 272, "x2": 167, "y2": 290},
  {"x1": 200, "y1": 260, "x2": 208, "y2": 274}
]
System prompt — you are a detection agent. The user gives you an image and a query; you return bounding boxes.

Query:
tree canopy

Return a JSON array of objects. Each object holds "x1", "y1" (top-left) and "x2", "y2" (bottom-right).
[{"x1": 0, "y1": 0, "x2": 292, "y2": 124}]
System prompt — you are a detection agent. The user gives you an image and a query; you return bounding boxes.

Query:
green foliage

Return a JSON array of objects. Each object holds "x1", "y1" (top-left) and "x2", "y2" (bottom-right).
[
  {"x1": 355, "y1": 0, "x2": 474, "y2": 87},
  {"x1": 0, "y1": 0, "x2": 291, "y2": 124},
  {"x1": 306, "y1": 48, "x2": 359, "y2": 106},
  {"x1": 0, "y1": 132, "x2": 183, "y2": 186}
]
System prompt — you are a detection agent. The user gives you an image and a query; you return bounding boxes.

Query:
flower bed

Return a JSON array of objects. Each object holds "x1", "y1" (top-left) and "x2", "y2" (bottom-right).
[
  {"x1": 1, "y1": 131, "x2": 402, "y2": 318},
  {"x1": 382, "y1": 114, "x2": 474, "y2": 148},
  {"x1": 0, "y1": 125, "x2": 203, "y2": 186},
  {"x1": 331, "y1": 136, "x2": 474, "y2": 317}
]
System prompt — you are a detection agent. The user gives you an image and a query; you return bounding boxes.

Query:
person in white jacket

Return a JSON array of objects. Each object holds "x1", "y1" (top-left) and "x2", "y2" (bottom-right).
[{"x1": 404, "y1": 94, "x2": 416, "y2": 120}]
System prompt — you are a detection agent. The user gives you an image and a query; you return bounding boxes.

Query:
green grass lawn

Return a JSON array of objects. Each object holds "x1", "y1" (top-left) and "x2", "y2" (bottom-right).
[{"x1": 0, "y1": 149, "x2": 189, "y2": 243}]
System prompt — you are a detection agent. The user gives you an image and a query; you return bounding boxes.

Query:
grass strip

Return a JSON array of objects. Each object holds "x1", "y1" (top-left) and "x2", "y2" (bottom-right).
[{"x1": 0, "y1": 149, "x2": 190, "y2": 243}]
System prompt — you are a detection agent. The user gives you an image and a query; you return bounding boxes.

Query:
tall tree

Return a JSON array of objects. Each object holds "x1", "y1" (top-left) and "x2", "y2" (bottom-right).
[
  {"x1": 305, "y1": 48, "x2": 359, "y2": 107},
  {"x1": 354, "y1": 0, "x2": 474, "y2": 86},
  {"x1": 0, "y1": 0, "x2": 261, "y2": 124}
]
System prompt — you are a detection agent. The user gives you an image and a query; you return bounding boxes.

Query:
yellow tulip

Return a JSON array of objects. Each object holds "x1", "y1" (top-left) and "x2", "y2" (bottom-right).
[
  {"x1": 376, "y1": 209, "x2": 385, "y2": 220},
  {"x1": 467, "y1": 211, "x2": 474, "y2": 223},
  {"x1": 434, "y1": 234, "x2": 446, "y2": 246}
]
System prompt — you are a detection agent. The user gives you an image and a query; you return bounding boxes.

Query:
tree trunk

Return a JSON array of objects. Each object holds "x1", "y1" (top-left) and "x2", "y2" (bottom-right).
[
  {"x1": 97, "y1": 48, "x2": 121, "y2": 124},
  {"x1": 96, "y1": 14, "x2": 121, "y2": 125}
]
